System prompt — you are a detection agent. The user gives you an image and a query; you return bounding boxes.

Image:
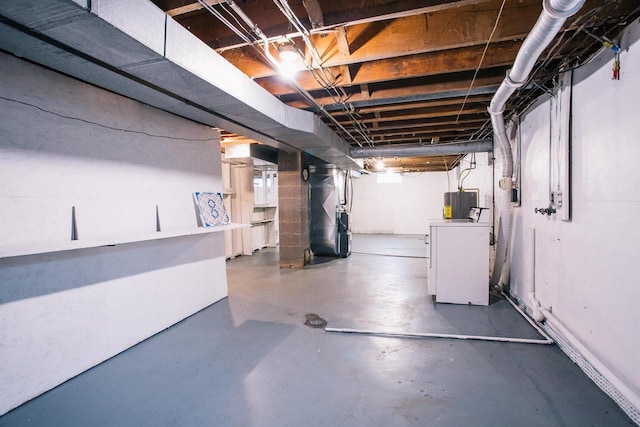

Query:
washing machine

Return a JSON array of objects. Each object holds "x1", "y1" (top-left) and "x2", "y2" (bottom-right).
[{"x1": 426, "y1": 208, "x2": 490, "y2": 305}]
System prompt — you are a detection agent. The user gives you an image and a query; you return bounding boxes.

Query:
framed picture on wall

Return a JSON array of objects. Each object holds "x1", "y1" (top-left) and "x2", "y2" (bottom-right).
[{"x1": 193, "y1": 192, "x2": 230, "y2": 227}]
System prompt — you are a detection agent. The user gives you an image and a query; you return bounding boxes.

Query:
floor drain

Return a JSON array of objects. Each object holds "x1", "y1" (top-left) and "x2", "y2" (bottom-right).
[{"x1": 304, "y1": 313, "x2": 327, "y2": 328}]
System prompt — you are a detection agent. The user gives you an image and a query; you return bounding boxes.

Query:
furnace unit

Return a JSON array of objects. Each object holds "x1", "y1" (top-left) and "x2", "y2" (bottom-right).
[{"x1": 309, "y1": 165, "x2": 352, "y2": 257}]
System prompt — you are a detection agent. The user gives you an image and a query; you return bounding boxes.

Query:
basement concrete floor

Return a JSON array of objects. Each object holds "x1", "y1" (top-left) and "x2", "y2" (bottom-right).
[{"x1": 0, "y1": 234, "x2": 633, "y2": 426}]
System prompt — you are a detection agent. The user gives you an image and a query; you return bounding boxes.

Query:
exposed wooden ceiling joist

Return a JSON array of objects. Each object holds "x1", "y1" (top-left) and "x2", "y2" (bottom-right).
[
  {"x1": 281, "y1": 67, "x2": 508, "y2": 109},
  {"x1": 252, "y1": 41, "x2": 523, "y2": 96},
  {"x1": 149, "y1": 0, "x2": 640, "y2": 172}
]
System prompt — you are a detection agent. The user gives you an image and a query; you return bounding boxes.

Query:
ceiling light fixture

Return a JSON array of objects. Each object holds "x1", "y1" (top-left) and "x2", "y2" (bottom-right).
[
  {"x1": 277, "y1": 40, "x2": 298, "y2": 62},
  {"x1": 276, "y1": 40, "x2": 300, "y2": 78}
]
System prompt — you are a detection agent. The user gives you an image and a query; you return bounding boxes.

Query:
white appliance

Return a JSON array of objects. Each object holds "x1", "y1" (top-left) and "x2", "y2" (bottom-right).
[{"x1": 426, "y1": 210, "x2": 490, "y2": 305}]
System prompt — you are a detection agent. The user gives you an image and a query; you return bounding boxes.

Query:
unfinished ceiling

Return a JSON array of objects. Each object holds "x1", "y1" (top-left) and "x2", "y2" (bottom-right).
[{"x1": 150, "y1": 0, "x2": 639, "y2": 172}]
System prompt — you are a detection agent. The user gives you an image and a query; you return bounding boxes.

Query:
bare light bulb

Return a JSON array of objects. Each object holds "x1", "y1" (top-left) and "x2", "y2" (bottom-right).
[{"x1": 278, "y1": 42, "x2": 298, "y2": 62}]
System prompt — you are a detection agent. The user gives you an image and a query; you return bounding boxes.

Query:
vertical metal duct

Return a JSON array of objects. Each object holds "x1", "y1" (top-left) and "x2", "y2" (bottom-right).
[
  {"x1": 489, "y1": 0, "x2": 585, "y2": 287},
  {"x1": 310, "y1": 165, "x2": 348, "y2": 256}
]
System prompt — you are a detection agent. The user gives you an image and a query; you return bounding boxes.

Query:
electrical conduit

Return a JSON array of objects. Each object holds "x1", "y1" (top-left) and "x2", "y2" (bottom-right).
[
  {"x1": 325, "y1": 290, "x2": 554, "y2": 345},
  {"x1": 325, "y1": 328, "x2": 553, "y2": 345}
]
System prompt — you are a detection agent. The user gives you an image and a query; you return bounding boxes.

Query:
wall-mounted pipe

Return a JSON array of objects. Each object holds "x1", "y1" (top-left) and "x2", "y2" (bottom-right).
[
  {"x1": 489, "y1": 0, "x2": 585, "y2": 287},
  {"x1": 349, "y1": 139, "x2": 493, "y2": 158}
]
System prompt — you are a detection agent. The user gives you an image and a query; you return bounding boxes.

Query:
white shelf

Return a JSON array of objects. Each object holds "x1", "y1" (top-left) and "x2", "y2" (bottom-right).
[
  {"x1": 0, "y1": 223, "x2": 248, "y2": 259},
  {"x1": 251, "y1": 219, "x2": 275, "y2": 225}
]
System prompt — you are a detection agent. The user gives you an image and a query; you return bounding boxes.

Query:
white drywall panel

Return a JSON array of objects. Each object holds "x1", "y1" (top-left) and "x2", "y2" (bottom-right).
[
  {"x1": 0, "y1": 53, "x2": 228, "y2": 414},
  {"x1": 351, "y1": 173, "x2": 446, "y2": 234},
  {"x1": 0, "y1": 234, "x2": 226, "y2": 414},
  {"x1": 0, "y1": 52, "x2": 221, "y2": 245},
  {"x1": 351, "y1": 154, "x2": 492, "y2": 235},
  {"x1": 507, "y1": 18, "x2": 640, "y2": 408}
]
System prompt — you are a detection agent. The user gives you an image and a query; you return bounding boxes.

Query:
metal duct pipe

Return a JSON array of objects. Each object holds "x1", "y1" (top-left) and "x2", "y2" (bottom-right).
[
  {"x1": 488, "y1": 0, "x2": 585, "y2": 287},
  {"x1": 349, "y1": 139, "x2": 493, "y2": 158},
  {"x1": 489, "y1": 0, "x2": 586, "y2": 179}
]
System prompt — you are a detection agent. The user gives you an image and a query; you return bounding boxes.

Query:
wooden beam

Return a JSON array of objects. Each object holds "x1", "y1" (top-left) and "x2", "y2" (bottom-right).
[
  {"x1": 369, "y1": 154, "x2": 461, "y2": 171},
  {"x1": 339, "y1": 64, "x2": 352, "y2": 86},
  {"x1": 319, "y1": 86, "x2": 498, "y2": 111},
  {"x1": 364, "y1": 126, "x2": 488, "y2": 139},
  {"x1": 303, "y1": 0, "x2": 324, "y2": 29},
  {"x1": 253, "y1": 41, "x2": 521, "y2": 95},
  {"x1": 281, "y1": 68, "x2": 507, "y2": 109},
  {"x1": 331, "y1": 114, "x2": 489, "y2": 136},
  {"x1": 369, "y1": 103, "x2": 488, "y2": 120},
  {"x1": 330, "y1": 96, "x2": 493, "y2": 116},
  {"x1": 335, "y1": 127, "x2": 485, "y2": 142},
  {"x1": 361, "y1": 133, "x2": 479, "y2": 144},
  {"x1": 221, "y1": 0, "x2": 540, "y2": 73},
  {"x1": 366, "y1": 119, "x2": 489, "y2": 135},
  {"x1": 336, "y1": 105, "x2": 487, "y2": 125},
  {"x1": 165, "y1": 0, "x2": 497, "y2": 49},
  {"x1": 360, "y1": 84, "x2": 370, "y2": 99},
  {"x1": 164, "y1": 0, "x2": 224, "y2": 17},
  {"x1": 335, "y1": 27, "x2": 351, "y2": 56},
  {"x1": 324, "y1": 0, "x2": 539, "y2": 65},
  {"x1": 348, "y1": 130, "x2": 480, "y2": 144},
  {"x1": 372, "y1": 111, "x2": 381, "y2": 130}
]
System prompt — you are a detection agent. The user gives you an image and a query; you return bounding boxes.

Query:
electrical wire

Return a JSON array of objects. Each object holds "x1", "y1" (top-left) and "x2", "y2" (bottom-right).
[
  {"x1": 443, "y1": 155, "x2": 451, "y2": 191},
  {"x1": 0, "y1": 95, "x2": 216, "y2": 142},
  {"x1": 455, "y1": 0, "x2": 508, "y2": 124},
  {"x1": 458, "y1": 1, "x2": 637, "y2": 147},
  {"x1": 196, "y1": 0, "x2": 375, "y2": 148},
  {"x1": 500, "y1": 1, "x2": 637, "y2": 126},
  {"x1": 196, "y1": 0, "x2": 257, "y2": 47},
  {"x1": 217, "y1": 0, "x2": 254, "y2": 36},
  {"x1": 458, "y1": 152, "x2": 477, "y2": 190},
  {"x1": 349, "y1": 251, "x2": 427, "y2": 259},
  {"x1": 347, "y1": 169, "x2": 354, "y2": 212},
  {"x1": 269, "y1": 0, "x2": 376, "y2": 146}
]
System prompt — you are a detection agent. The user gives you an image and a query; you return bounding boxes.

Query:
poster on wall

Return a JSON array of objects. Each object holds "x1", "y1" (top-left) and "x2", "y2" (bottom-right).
[{"x1": 193, "y1": 192, "x2": 230, "y2": 227}]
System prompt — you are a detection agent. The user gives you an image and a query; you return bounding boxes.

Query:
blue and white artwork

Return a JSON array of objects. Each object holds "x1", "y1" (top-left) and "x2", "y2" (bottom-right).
[{"x1": 193, "y1": 192, "x2": 230, "y2": 227}]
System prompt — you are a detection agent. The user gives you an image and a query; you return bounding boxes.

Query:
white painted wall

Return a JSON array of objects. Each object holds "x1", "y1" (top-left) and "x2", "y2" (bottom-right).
[
  {"x1": 0, "y1": 53, "x2": 228, "y2": 414},
  {"x1": 506, "y1": 18, "x2": 640, "y2": 410},
  {"x1": 351, "y1": 153, "x2": 493, "y2": 235}
]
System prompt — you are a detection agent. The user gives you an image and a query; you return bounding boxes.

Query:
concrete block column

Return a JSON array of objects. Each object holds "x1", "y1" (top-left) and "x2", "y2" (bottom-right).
[{"x1": 278, "y1": 152, "x2": 311, "y2": 268}]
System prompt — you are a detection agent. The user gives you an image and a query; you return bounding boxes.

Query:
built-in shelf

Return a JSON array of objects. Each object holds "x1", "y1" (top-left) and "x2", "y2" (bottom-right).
[
  {"x1": 0, "y1": 223, "x2": 248, "y2": 259},
  {"x1": 251, "y1": 219, "x2": 275, "y2": 225},
  {"x1": 253, "y1": 204, "x2": 277, "y2": 209}
]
